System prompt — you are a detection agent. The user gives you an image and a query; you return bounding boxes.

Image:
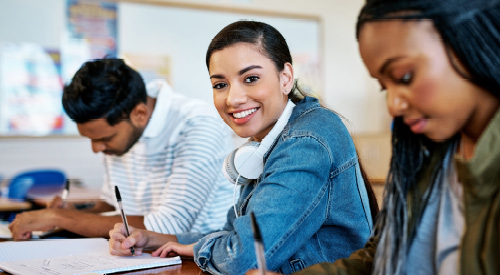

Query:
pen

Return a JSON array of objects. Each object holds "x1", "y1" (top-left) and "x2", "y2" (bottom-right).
[
  {"x1": 250, "y1": 212, "x2": 267, "y2": 275},
  {"x1": 115, "y1": 186, "x2": 136, "y2": 256},
  {"x1": 61, "y1": 179, "x2": 70, "y2": 208}
]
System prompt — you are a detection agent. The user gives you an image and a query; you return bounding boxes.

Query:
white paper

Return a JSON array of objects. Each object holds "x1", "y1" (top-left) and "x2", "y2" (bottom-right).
[
  {"x1": 0, "y1": 238, "x2": 181, "y2": 275},
  {"x1": 0, "y1": 221, "x2": 11, "y2": 239},
  {"x1": 0, "y1": 238, "x2": 108, "y2": 261}
]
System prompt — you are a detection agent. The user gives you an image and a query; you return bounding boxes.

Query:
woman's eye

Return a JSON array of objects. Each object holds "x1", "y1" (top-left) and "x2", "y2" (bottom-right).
[
  {"x1": 244, "y1": 76, "x2": 259, "y2": 83},
  {"x1": 396, "y1": 72, "x2": 413, "y2": 85},
  {"x1": 213, "y1": 83, "x2": 227, "y2": 89}
]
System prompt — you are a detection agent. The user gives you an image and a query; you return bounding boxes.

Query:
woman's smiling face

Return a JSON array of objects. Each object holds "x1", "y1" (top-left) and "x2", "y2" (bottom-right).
[
  {"x1": 209, "y1": 42, "x2": 292, "y2": 141},
  {"x1": 358, "y1": 19, "x2": 494, "y2": 141}
]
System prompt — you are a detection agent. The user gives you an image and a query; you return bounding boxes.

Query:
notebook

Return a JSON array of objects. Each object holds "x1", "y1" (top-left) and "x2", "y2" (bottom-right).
[{"x1": 0, "y1": 238, "x2": 181, "y2": 275}]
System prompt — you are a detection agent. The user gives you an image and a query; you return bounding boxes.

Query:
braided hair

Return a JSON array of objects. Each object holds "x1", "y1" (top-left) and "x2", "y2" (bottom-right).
[{"x1": 356, "y1": 1, "x2": 500, "y2": 274}]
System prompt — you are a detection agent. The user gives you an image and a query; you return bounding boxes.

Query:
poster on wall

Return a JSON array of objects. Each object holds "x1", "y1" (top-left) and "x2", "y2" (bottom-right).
[
  {"x1": 292, "y1": 52, "x2": 321, "y2": 98},
  {"x1": 60, "y1": 0, "x2": 118, "y2": 134},
  {"x1": 0, "y1": 43, "x2": 64, "y2": 136},
  {"x1": 62, "y1": 0, "x2": 118, "y2": 82},
  {"x1": 122, "y1": 53, "x2": 172, "y2": 85}
]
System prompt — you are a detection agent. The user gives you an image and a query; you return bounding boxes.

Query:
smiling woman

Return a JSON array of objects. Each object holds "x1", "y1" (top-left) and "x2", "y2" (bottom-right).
[
  {"x1": 209, "y1": 42, "x2": 294, "y2": 141},
  {"x1": 107, "y1": 20, "x2": 379, "y2": 275}
]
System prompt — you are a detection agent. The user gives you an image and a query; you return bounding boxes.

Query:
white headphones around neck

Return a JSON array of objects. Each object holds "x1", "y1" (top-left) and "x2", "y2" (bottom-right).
[{"x1": 223, "y1": 100, "x2": 296, "y2": 185}]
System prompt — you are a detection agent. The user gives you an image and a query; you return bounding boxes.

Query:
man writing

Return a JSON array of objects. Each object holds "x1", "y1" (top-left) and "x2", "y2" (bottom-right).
[{"x1": 9, "y1": 59, "x2": 234, "y2": 239}]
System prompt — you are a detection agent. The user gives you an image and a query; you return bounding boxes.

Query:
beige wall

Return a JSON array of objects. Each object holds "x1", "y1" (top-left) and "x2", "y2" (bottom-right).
[
  {"x1": 0, "y1": 0, "x2": 392, "y2": 193},
  {"x1": 132, "y1": 0, "x2": 393, "y2": 134},
  {"x1": 144, "y1": 0, "x2": 393, "y2": 201}
]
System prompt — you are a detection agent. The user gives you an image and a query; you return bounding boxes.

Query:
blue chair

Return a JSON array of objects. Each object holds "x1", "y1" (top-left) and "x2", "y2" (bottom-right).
[
  {"x1": 4, "y1": 169, "x2": 66, "y2": 222},
  {"x1": 8, "y1": 169, "x2": 67, "y2": 200}
]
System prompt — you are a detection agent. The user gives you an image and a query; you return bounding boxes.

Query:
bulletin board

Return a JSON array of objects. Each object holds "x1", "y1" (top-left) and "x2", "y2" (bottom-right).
[{"x1": 0, "y1": 0, "x2": 322, "y2": 136}]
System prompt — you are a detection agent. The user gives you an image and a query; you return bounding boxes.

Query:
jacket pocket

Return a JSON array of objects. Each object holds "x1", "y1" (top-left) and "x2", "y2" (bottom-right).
[{"x1": 289, "y1": 259, "x2": 306, "y2": 272}]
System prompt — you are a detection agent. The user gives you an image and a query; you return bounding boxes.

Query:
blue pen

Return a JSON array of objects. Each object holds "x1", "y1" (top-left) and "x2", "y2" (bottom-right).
[
  {"x1": 250, "y1": 212, "x2": 267, "y2": 275},
  {"x1": 115, "y1": 186, "x2": 136, "y2": 256}
]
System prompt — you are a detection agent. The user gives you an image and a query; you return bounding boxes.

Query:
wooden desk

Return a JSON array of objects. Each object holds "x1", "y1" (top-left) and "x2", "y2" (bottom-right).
[
  {"x1": 114, "y1": 258, "x2": 208, "y2": 275},
  {"x1": 0, "y1": 259, "x2": 206, "y2": 275},
  {"x1": 0, "y1": 198, "x2": 31, "y2": 212},
  {"x1": 31, "y1": 184, "x2": 102, "y2": 207}
]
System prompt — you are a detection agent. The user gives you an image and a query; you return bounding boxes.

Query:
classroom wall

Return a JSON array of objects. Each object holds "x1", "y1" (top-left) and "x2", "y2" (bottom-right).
[
  {"x1": 148, "y1": 0, "x2": 392, "y2": 133},
  {"x1": 0, "y1": 138, "x2": 105, "y2": 192},
  {"x1": 0, "y1": 0, "x2": 392, "y2": 190}
]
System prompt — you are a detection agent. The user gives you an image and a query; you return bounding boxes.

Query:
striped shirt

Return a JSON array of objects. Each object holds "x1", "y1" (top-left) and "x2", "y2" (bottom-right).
[{"x1": 100, "y1": 80, "x2": 234, "y2": 234}]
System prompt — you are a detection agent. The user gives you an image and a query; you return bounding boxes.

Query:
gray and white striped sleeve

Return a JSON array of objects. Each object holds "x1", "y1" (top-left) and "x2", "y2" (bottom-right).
[{"x1": 143, "y1": 116, "x2": 231, "y2": 234}]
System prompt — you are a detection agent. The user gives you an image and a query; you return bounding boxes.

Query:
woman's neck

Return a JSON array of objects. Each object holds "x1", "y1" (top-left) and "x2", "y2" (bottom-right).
[{"x1": 459, "y1": 93, "x2": 499, "y2": 160}]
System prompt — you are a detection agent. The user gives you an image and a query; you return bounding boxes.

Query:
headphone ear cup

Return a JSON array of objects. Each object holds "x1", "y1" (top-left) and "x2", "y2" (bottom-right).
[
  {"x1": 233, "y1": 141, "x2": 264, "y2": 180},
  {"x1": 223, "y1": 147, "x2": 254, "y2": 185},
  {"x1": 223, "y1": 100, "x2": 295, "y2": 186}
]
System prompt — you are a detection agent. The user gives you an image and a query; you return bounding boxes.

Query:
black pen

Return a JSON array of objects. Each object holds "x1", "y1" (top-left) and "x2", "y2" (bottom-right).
[
  {"x1": 250, "y1": 212, "x2": 267, "y2": 275},
  {"x1": 61, "y1": 179, "x2": 70, "y2": 208},
  {"x1": 115, "y1": 186, "x2": 136, "y2": 256}
]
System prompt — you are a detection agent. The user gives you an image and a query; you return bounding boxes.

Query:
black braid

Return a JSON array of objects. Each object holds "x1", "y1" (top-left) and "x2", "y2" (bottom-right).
[{"x1": 356, "y1": 0, "x2": 500, "y2": 274}]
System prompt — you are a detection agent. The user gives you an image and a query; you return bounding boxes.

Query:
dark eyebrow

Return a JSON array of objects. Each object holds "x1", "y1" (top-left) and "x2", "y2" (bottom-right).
[
  {"x1": 210, "y1": 74, "x2": 224, "y2": 80},
  {"x1": 210, "y1": 65, "x2": 263, "y2": 80},
  {"x1": 379, "y1": 56, "x2": 404, "y2": 75},
  {"x1": 239, "y1": 65, "x2": 262, "y2": 75}
]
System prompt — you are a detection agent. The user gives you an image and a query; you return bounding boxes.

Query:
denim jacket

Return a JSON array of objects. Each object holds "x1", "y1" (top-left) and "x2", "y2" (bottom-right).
[{"x1": 177, "y1": 97, "x2": 373, "y2": 275}]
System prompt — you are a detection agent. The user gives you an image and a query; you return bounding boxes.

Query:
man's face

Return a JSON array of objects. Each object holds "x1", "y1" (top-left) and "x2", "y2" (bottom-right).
[{"x1": 77, "y1": 118, "x2": 142, "y2": 156}]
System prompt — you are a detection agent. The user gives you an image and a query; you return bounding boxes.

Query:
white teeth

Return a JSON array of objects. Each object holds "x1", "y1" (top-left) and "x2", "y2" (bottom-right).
[{"x1": 233, "y1": 108, "x2": 257, "y2": 119}]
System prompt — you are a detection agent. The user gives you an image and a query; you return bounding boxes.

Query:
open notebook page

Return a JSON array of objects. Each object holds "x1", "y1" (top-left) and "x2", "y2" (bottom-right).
[{"x1": 0, "y1": 238, "x2": 181, "y2": 275}]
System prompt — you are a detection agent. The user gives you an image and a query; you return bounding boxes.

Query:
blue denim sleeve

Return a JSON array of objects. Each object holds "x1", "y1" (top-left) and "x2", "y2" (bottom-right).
[
  {"x1": 176, "y1": 232, "x2": 206, "y2": 244},
  {"x1": 176, "y1": 205, "x2": 237, "y2": 245},
  {"x1": 193, "y1": 136, "x2": 333, "y2": 275}
]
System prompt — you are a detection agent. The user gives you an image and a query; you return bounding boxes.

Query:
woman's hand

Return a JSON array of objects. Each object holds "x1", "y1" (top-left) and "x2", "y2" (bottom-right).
[
  {"x1": 109, "y1": 223, "x2": 150, "y2": 256},
  {"x1": 152, "y1": 242, "x2": 195, "y2": 258}
]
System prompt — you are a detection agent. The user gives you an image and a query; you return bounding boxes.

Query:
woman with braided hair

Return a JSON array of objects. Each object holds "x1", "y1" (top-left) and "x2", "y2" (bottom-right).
[{"x1": 248, "y1": 0, "x2": 500, "y2": 274}]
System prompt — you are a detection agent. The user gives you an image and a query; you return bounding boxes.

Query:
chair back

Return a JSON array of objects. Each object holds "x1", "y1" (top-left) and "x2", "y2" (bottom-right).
[{"x1": 8, "y1": 169, "x2": 66, "y2": 200}]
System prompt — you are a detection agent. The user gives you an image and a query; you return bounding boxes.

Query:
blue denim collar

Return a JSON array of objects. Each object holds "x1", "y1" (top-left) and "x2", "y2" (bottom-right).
[{"x1": 290, "y1": 96, "x2": 321, "y2": 122}]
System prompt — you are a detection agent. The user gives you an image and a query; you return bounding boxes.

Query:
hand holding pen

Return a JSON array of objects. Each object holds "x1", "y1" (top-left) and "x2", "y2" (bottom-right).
[
  {"x1": 115, "y1": 186, "x2": 136, "y2": 256},
  {"x1": 46, "y1": 179, "x2": 70, "y2": 209},
  {"x1": 61, "y1": 179, "x2": 70, "y2": 208}
]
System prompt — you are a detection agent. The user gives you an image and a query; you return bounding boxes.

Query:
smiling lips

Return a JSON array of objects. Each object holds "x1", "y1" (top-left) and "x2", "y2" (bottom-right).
[
  {"x1": 232, "y1": 108, "x2": 258, "y2": 119},
  {"x1": 230, "y1": 107, "x2": 258, "y2": 125}
]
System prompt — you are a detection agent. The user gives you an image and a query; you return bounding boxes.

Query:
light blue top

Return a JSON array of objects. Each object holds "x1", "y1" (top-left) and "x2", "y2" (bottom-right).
[
  {"x1": 405, "y1": 145, "x2": 464, "y2": 275},
  {"x1": 177, "y1": 97, "x2": 373, "y2": 275}
]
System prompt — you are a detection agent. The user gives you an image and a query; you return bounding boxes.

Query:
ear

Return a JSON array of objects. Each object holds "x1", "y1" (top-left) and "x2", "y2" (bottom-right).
[
  {"x1": 279, "y1": 62, "x2": 294, "y2": 95},
  {"x1": 130, "y1": 102, "x2": 150, "y2": 128}
]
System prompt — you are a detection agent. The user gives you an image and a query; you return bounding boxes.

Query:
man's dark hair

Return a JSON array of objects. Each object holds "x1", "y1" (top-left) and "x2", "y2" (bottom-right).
[{"x1": 62, "y1": 59, "x2": 147, "y2": 126}]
